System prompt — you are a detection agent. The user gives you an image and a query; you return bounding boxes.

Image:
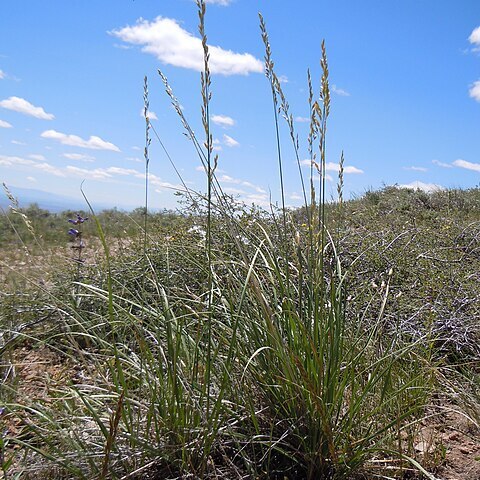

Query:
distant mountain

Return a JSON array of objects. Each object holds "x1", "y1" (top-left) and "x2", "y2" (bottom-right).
[{"x1": 0, "y1": 186, "x2": 116, "y2": 213}]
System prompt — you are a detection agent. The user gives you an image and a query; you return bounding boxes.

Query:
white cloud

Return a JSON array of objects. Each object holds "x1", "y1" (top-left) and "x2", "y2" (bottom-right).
[
  {"x1": 105, "y1": 166, "x2": 139, "y2": 176},
  {"x1": 0, "y1": 119, "x2": 12, "y2": 128},
  {"x1": 223, "y1": 134, "x2": 239, "y2": 147},
  {"x1": 113, "y1": 43, "x2": 133, "y2": 50},
  {"x1": 41, "y1": 129, "x2": 120, "y2": 152},
  {"x1": 0, "y1": 155, "x2": 34, "y2": 166},
  {"x1": 132, "y1": 146, "x2": 141, "y2": 151},
  {"x1": 219, "y1": 174, "x2": 239, "y2": 183},
  {"x1": 11, "y1": 140, "x2": 26, "y2": 145},
  {"x1": 432, "y1": 159, "x2": 452, "y2": 168},
  {"x1": 63, "y1": 166, "x2": 182, "y2": 190},
  {"x1": 27, "y1": 176, "x2": 37, "y2": 182},
  {"x1": 111, "y1": 17, "x2": 263, "y2": 76},
  {"x1": 33, "y1": 162, "x2": 65, "y2": 177},
  {"x1": 0, "y1": 96, "x2": 54, "y2": 120},
  {"x1": 469, "y1": 80, "x2": 480, "y2": 102},
  {"x1": 278, "y1": 75, "x2": 289, "y2": 84},
  {"x1": 295, "y1": 116, "x2": 310, "y2": 123},
  {"x1": 343, "y1": 166, "x2": 363, "y2": 174},
  {"x1": 469, "y1": 26, "x2": 480, "y2": 46},
  {"x1": 154, "y1": 181, "x2": 184, "y2": 192},
  {"x1": 63, "y1": 153, "x2": 95, "y2": 162},
  {"x1": 331, "y1": 84, "x2": 350, "y2": 97},
  {"x1": 0, "y1": 70, "x2": 5, "y2": 79},
  {"x1": 404, "y1": 166, "x2": 427, "y2": 172},
  {"x1": 140, "y1": 108, "x2": 158, "y2": 120},
  {"x1": 398, "y1": 181, "x2": 443, "y2": 192},
  {"x1": 453, "y1": 158, "x2": 480, "y2": 172},
  {"x1": 28, "y1": 154, "x2": 46, "y2": 161},
  {"x1": 325, "y1": 162, "x2": 363, "y2": 174},
  {"x1": 289, "y1": 193, "x2": 302, "y2": 201},
  {"x1": 211, "y1": 114, "x2": 235, "y2": 128},
  {"x1": 65, "y1": 165, "x2": 113, "y2": 180},
  {"x1": 301, "y1": 159, "x2": 355, "y2": 178},
  {"x1": 242, "y1": 181, "x2": 266, "y2": 194},
  {"x1": 245, "y1": 193, "x2": 269, "y2": 207},
  {"x1": 322, "y1": 173, "x2": 334, "y2": 182},
  {"x1": 219, "y1": 174, "x2": 266, "y2": 194},
  {"x1": 1, "y1": 155, "x2": 66, "y2": 178},
  {"x1": 126, "y1": 156, "x2": 143, "y2": 163},
  {"x1": 223, "y1": 187, "x2": 247, "y2": 195},
  {"x1": 2, "y1": 153, "x2": 184, "y2": 190},
  {"x1": 212, "y1": 138, "x2": 222, "y2": 151}
]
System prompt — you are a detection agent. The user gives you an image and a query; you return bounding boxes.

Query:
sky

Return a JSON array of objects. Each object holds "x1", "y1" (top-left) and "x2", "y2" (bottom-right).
[{"x1": 1, "y1": 0, "x2": 480, "y2": 211}]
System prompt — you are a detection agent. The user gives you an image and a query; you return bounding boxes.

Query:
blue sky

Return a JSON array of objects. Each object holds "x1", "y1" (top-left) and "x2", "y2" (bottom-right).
[{"x1": 1, "y1": 0, "x2": 480, "y2": 210}]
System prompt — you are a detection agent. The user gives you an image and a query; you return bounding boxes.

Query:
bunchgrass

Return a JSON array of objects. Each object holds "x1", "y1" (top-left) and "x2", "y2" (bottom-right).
[{"x1": 2, "y1": 1, "x2": 480, "y2": 479}]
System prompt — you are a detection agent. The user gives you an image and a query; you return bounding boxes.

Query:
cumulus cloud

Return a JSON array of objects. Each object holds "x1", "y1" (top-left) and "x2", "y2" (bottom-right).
[
  {"x1": 65, "y1": 165, "x2": 112, "y2": 180},
  {"x1": 28, "y1": 154, "x2": 46, "y2": 161},
  {"x1": 41, "y1": 129, "x2": 120, "y2": 152},
  {"x1": 331, "y1": 84, "x2": 350, "y2": 97},
  {"x1": 63, "y1": 153, "x2": 95, "y2": 162},
  {"x1": 398, "y1": 181, "x2": 443, "y2": 192},
  {"x1": 111, "y1": 16, "x2": 263, "y2": 75},
  {"x1": 1, "y1": 155, "x2": 66, "y2": 178},
  {"x1": 1, "y1": 152, "x2": 185, "y2": 191},
  {"x1": 105, "y1": 166, "x2": 139, "y2": 176},
  {"x1": 153, "y1": 181, "x2": 184, "y2": 192},
  {"x1": 219, "y1": 174, "x2": 266, "y2": 194},
  {"x1": 245, "y1": 193, "x2": 269, "y2": 207},
  {"x1": 468, "y1": 29, "x2": 480, "y2": 100},
  {"x1": 453, "y1": 158, "x2": 480, "y2": 172},
  {"x1": 212, "y1": 138, "x2": 222, "y2": 151},
  {"x1": 0, "y1": 155, "x2": 34, "y2": 167},
  {"x1": 211, "y1": 114, "x2": 235, "y2": 128},
  {"x1": 33, "y1": 162, "x2": 65, "y2": 177},
  {"x1": 469, "y1": 26, "x2": 480, "y2": 46},
  {"x1": 469, "y1": 80, "x2": 480, "y2": 102},
  {"x1": 0, "y1": 119, "x2": 12, "y2": 128},
  {"x1": 0, "y1": 96, "x2": 54, "y2": 120},
  {"x1": 223, "y1": 134, "x2": 239, "y2": 147},
  {"x1": 223, "y1": 187, "x2": 247, "y2": 195},
  {"x1": 404, "y1": 166, "x2": 427, "y2": 172},
  {"x1": 140, "y1": 108, "x2": 158, "y2": 120},
  {"x1": 300, "y1": 159, "x2": 362, "y2": 175},
  {"x1": 242, "y1": 181, "x2": 266, "y2": 194},
  {"x1": 343, "y1": 165, "x2": 363, "y2": 174},
  {"x1": 325, "y1": 161, "x2": 363, "y2": 174},
  {"x1": 432, "y1": 159, "x2": 453, "y2": 168}
]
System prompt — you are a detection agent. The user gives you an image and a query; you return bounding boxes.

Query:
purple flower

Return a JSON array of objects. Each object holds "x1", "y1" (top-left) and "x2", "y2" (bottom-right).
[
  {"x1": 68, "y1": 228, "x2": 79, "y2": 236},
  {"x1": 68, "y1": 214, "x2": 89, "y2": 225}
]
